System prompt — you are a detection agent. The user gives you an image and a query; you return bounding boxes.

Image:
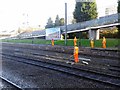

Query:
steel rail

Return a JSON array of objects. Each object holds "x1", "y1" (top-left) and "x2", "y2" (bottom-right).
[
  {"x1": 1, "y1": 53, "x2": 120, "y2": 87},
  {"x1": 1, "y1": 48, "x2": 120, "y2": 78},
  {"x1": 0, "y1": 76, "x2": 22, "y2": 89},
  {"x1": 2, "y1": 47, "x2": 120, "y2": 75},
  {"x1": 2, "y1": 52, "x2": 120, "y2": 78}
]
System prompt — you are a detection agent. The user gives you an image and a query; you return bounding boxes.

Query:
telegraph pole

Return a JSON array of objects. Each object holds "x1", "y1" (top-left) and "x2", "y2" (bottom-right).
[{"x1": 65, "y1": 3, "x2": 67, "y2": 46}]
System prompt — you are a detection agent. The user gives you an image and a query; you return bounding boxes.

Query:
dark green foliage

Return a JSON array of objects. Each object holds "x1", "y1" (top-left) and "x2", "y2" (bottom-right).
[
  {"x1": 54, "y1": 15, "x2": 60, "y2": 27},
  {"x1": 117, "y1": 1, "x2": 120, "y2": 38},
  {"x1": 118, "y1": 1, "x2": 120, "y2": 13},
  {"x1": 45, "y1": 15, "x2": 65, "y2": 28},
  {"x1": 100, "y1": 28, "x2": 118, "y2": 38},
  {"x1": 45, "y1": 17, "x2": 54, "y2": 28},
  {"x1": 59, "y1": 18, "x2": 65, "y2": 26},
  {"x1": 73, "y1": 1, "x2": 98, "y2": 23},
  {"x1": 68, "y1": 32, "x2": 88, "y2": 39},
  {"x1": 55, "y1": 15, "x2": 65, "y2": 27}
]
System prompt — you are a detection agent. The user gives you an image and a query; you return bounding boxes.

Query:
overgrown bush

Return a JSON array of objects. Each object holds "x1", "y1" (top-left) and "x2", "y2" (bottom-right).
[{"x1": 100, "y1": 28, "x2": 118, "y2": 38}]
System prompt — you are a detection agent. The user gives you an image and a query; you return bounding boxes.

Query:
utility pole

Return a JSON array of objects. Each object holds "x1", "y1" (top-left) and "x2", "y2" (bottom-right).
[{"x1": 65, "y1": 3, "x2": 67, "y2": 46}]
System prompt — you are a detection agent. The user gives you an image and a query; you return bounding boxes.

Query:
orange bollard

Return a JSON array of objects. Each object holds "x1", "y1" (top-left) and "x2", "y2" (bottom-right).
[
  {"x1": 74, "y1": 45, "x2": 79, "y2": 63},
  {"x1": 74, "y1": 37, "x2": 77, "y2": 46},
  {"x1": 51, "y1": 39, "x2": 54, "y2": 46},
  {"x1": 102, "y1": 37, "x2": 106, "y2": 48},
  {"x1": 90, "y1": 40, "x2": 94, "y2": 48}
]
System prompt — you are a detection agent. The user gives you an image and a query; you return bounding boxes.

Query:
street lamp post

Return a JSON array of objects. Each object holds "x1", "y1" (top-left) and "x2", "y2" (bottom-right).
[{"x1": 65, "y1": 3, "x2": 67, "y2": 46}]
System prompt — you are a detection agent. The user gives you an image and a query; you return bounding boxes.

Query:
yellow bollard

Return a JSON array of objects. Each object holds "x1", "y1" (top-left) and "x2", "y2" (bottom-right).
[
  {"x1": 102, "y1": 37, "x2": 106, "y2": 48},
  {"x1": 74, "y1": 45, "x2": 79, "y2": 63},
  {"x1": 51, "y1": 39, "x2": 54, "y2": 46},
  {"x1": 90, "y1": 40, "x2": 94, "y2": 48},
  {"x1": 74, "y1": 37, "x2": 77, "y2": 46}
]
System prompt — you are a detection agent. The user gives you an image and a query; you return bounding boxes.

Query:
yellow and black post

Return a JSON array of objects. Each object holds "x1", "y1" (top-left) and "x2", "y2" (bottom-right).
[
  {"x1": 74, "y1": 45, "x2": 79, "y2": 63},
  {"x1": 102, "y1": 37, "x2": 106, "y2": 48},
  {"x1": 90, "y1": 39, "x2": 94, "y2": 48},
  {"x1": 51, "y1": 39, "x2": 54, "y2": 46},
  {"x1": 73, "y1": 37, "x2": 79, "y2": 63},
  {"x1": 74, "y1": 37, "x2": 77, "y2": 46}
]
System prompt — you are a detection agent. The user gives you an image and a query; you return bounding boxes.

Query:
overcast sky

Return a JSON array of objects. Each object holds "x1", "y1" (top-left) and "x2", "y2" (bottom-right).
[{"x1": 0, "y1": 0, "x2": 118, "y2": 32}]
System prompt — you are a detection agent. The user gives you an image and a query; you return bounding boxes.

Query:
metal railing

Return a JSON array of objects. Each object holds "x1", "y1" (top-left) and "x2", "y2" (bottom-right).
[
  {"x1": 14, "y1": 13, "x2": 120, "y2": 39},
  {"x1": 61, "y1": 13, "x2": 119, "y2": 32}
]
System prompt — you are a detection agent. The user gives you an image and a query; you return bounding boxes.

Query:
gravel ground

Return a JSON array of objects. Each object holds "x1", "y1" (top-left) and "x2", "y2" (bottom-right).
[
  {"x1": 2, "y1": 42, "x2": 119, "y2": 59},
  {"x1": 0, "y1": 78, "x2": 19, "y2": 89},
  {"x1": 2, "y1": 46, "x2": 119, "y2": 76},
  {"x1": 1, "y1": 58, "x2": 118, "y2": 89}
]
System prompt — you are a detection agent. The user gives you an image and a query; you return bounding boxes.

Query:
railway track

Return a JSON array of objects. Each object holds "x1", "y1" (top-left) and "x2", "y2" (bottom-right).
[
  {"x1": 1, "y1": 53, "x2": 120, "y2": 87},
  {"x1": 2, "y1": 42, "x2": 119, "y2": 59},
  {"x1": 1, "y1": 46, "x2": 120, "y2": 74},
  {"x1": 1, "y1": 46, "x2": 119, "y2": 65},
  {"x1": 0, "y1": 76, "x2": 22, "y2": 89},
  {"x1": 1, "y1": 44, "x2": 120, "y2": 88},
  {"x1": 109, "y1": 65, "x2": 120, "y2": 73}
]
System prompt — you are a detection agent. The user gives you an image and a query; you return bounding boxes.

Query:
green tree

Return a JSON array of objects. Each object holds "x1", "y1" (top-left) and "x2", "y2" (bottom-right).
[
  {"x1": 118, "y1": 1, "x2": 120, "y2": 13},
  {"x1": 73, "y1": 1, "x2": 98, "y2": 23},
  {"x1": 54, "y1": 15, "x2": 60, "y2": 27},
  {"x1": 117, "y1": 1, "x2": 120, "y2": 38},
  {"x1": 71, "y1": 19, "x2": 76, "y2": 24},
  {"x1": 59, "y1": 18, "x2": 64, "y2": 26},
  {"x1": 55, "y1": 15, "x2": 64, "y2": 26},
  {"x1": 45, "y1": 17, "x2": 54, "y2": 28}
]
